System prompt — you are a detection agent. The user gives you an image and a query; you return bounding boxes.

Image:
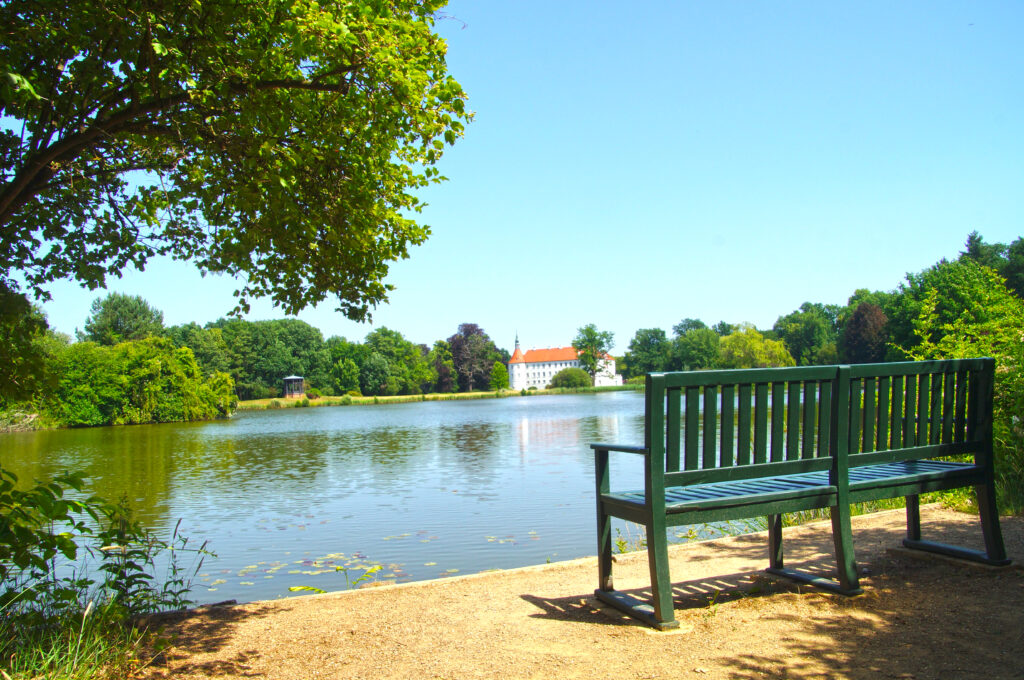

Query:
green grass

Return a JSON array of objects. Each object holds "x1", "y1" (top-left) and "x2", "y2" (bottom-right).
[{"x1": 1, "y1": 596, "x2": 151, "y2": 680}]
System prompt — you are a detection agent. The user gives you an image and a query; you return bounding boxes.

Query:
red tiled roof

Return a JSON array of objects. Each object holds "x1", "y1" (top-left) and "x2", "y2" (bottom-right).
[
  {"x1": 509, "y1": 346, "x2": 615, "y2": 365},
  {"x1": 522, "y1": 347, "x2": 579, "y2": 363}
]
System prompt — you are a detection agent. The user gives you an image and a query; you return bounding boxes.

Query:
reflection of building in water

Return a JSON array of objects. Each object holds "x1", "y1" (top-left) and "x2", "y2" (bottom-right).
[
  {"x1": 508, "y1": 337, "x2": 622, "y2": 390},
  {"x1": 515, "y1": 414, "x2": 620, "y2": 456}
]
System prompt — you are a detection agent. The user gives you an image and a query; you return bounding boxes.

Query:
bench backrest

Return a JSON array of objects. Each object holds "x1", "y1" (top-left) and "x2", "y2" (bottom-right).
[
  {"x1": 845, "y1": 359, "x2": 993, "y2": 469},
  {"x1": 646, "y1": 358, "x2": 994, "y2": 489}
]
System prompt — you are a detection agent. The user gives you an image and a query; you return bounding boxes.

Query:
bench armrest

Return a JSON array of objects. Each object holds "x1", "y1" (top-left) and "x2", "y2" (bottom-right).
[{"x1": 590, "y1": 443, "x2": 649, "y2": 456}]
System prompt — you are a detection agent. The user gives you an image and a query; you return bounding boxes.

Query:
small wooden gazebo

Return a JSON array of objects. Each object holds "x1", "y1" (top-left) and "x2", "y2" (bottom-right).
[{"x1": 282, "y1": 375, "x2": 305, "y2": 399}]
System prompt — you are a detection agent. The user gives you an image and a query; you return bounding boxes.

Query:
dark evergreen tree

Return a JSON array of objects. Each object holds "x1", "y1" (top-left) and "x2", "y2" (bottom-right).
[{"x1": 839, "y1": 303, "x2": 889, "y2": 364}]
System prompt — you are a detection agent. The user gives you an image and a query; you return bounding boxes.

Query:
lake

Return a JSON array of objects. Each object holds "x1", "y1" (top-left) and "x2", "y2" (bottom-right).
[{"x1": 2, "y1": 391, "x2": 698, "y2": 605}]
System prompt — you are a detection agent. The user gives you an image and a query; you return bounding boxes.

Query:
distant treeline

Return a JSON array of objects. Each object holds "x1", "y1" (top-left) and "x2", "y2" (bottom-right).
[
  {"x1": 616, "y1": 231, "x2": 1024, "y2": 381},
  {"x1": 164, "y1": 320, "x2": 509, "y2": 400}
]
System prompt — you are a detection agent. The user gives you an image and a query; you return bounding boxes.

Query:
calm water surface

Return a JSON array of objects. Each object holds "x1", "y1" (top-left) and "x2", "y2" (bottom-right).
[{"x1": 3, "y1": 392, "x2": 666, "y2": 604}]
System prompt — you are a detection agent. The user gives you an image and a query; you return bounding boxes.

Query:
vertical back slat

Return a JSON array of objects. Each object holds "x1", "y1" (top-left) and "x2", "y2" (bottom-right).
[
  {"x1": 666, "y1": 388, "x2": 681, "y2": 472},
  {"x1": 967, "y1": 368, "x2": 979, "y2": 443},
  {"x1": 876, "y1": 376, "x2": 890, "y2": 450},
  {"x1": 754, "y1": 383, "x2": 769, "y2": 464},
  {"x1": 787, "y1": 382, "x2": 801, "y2": 460},
  {"x1": 849, "y1": 379, "x2": 862, "y2": 454},
  {"x1": 891, "y1": 375, "x2": 904, "y2": 449},
  {"x1": 703, "y1": 386, "x2": 718, "y2": 468},
  {"x1": 954, "y1": 369, "x2": 968, "y2": 443},
  {"x1": 737, "y1": 384, "x2": 752, "y2": 466},
  {"x1": 916, "y1": 374, "x2": 929, "y2": 446},
  {"x1": 721, "y1": 385, "x2": 735, "y2": 467},
  {"x1": 942, "y1": 371, "x2": 955, "y2": 444},
  {"x1": 862, "y1": 377, "x2": 876, "y2": 453},
  {"x1": 904, "y1": 375, "x2": 917, "y2": 447},
  {"x1": 802, "y1": 381, "x2": 816, "y2": 459},
  {"x1": 929, "y1": 373, "x2": 943, "y2": 445},
  {"x1": 685, "y1": 386, "x2": 699, "y2": 469},
  {"x1": 771, "y1": 383, "x2": 785, "y2": 462},
  {"x1": 818, "y1": 380, "x2": 832, "y2": 457}
]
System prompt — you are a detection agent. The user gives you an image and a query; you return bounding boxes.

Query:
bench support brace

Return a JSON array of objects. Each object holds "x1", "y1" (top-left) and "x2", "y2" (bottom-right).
[
  {"x1": 593, "y1": 589, "x2": 681, "y2": 630},
  {"x1": 903, "y1": 489, "x2": 1011, "y2": 566},
  {"x1": 764, "y1": 567, "x2": 864, "y2": 595},
  {"x1": 765, "y1": 506, "x2": 863, "y2": 596}
]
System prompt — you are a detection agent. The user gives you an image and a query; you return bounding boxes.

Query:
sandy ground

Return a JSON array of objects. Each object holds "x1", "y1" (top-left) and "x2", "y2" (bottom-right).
[{"x1": 139, "y1": 506, "x2": 1024, "y2": 680}]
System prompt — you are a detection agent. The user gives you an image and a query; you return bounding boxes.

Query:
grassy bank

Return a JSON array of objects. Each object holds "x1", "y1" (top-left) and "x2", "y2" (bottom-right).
[{"x1": 236, "y1": 383, "x2": 643, "y2": 411}]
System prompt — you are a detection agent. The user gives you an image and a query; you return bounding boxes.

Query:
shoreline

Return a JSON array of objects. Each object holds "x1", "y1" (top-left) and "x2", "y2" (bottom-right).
[
  {"x1": 1, "y1": 383, "x2": 642, "y2": 433},
  {"x1": 140, "y1": 505, "x2": 1024, "y2": 680},
  {"x1": 235, "y1": 383, "x2": 642, "y2": 411}
]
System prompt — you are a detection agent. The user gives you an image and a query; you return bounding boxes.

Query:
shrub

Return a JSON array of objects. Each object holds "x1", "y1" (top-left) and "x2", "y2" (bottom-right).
[
  {"x1": 267, "y1": 399, "x2": 282, "y2": 409},
  {"x1": 0, "y1": 467, "x2": 208, "y2": 676},
  {"x1": 549, "y1": 367, "x2": 592, "y2": 389},
  {"x1": 305, "y1": 388, "x2": 322, "y2": 399}
]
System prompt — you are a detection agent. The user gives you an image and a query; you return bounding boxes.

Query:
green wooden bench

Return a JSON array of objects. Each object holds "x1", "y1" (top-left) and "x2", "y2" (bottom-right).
[{"x1": 592, "y1": 359, "x2": 1011, "y2": 630}]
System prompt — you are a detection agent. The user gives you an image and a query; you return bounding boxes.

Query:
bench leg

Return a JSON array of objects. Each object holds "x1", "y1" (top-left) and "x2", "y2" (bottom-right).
[
  {"x1": 906, "y1": 494, "x2": 922, "y2": 541},
  {"x1": 977, "y1": 481, "x2": 1009, "y2": 563},
  {"x1": 768, "y1": 514, "x2": 784, "y2": 569},
  {"x1": 765, "y1": 505, "x2": 863, "y2": 596},
  {"x1": 901, "y1": 483, "x2": 1011, "y2": 566},
  {"x1": 592, "y1": 520, "x2": 680, "y2": 630},
  {"x1": 596, "y1": 503, "x2": 614, "y2": 592},
  {"x1": 830, "y1": 503, "x2": 861, "y2": 594},
  {"x1": 646, "y1": 520, "x2": 677, "y2": 628}
]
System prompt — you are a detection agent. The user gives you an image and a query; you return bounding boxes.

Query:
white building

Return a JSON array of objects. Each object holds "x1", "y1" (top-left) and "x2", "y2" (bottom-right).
[{"x1": 507, "y1": 337, "x2": 622, "y2": 390}]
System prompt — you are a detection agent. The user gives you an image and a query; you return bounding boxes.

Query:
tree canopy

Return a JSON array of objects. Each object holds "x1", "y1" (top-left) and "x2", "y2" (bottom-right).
[
  {"x1": 488, "y1": 361, "x2": 509, "y2": 391},
  {"x1": 447, "y1": 323, "x2": 503, "y2": 392},
  {"x1": 0, "y1": 0, "x2": 468, "y2": 319},
  {"x1": 670, "y1": 327, "x2": 720, "y2": 370},
  {"x1": 718, "y1": 324, "x2": 795, "y2": 369},
  {"x1": 625, "y1": 328, "x2": 669, "y2": 375},
  {"x1": 548, "y1": 367, "x2": 590, "y2": 389},
  {"x1": 80, "y1": 293, "x2": 164, "y2": 345},
  {"x1": 0, "y1": 282, "x2": 54, "y2": 406},
  {"x1": 571, "y1": 324, "x2": 613, "y2": 381},
  {"x1": 772, "y1": 302, "x2": 839, "y2": 366}
]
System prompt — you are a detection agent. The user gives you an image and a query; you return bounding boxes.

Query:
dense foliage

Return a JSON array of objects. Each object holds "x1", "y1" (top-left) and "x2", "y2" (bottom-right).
[
  {"x1": 613, "y1": 232, "x2": 1024, "y2": 511},
  {"x1": 906, "y1": 262, "x2": 1024, "y2": 512},
  {"x1": 0, "y1": 282, "x2": 51, "y2": 407},
  {"x1": 50, "y1": 337, "x2": 236, "y2": 426},
  {"x1": 572, "y1": 324, "x2": 614, "y2": 381},
  {"x1": 489, "y1": 361, "x2": 510, "y2": 390},
  {"x1": 79, "y1": 293, "x2": 165, "y2": 345},
  {"x1": 0, "y1": 467, "x2": 207, "y2": 678},
  {"x1": 548, "y1": 367, "x2": 592, "y2": 389},
  {"x1": 447, "y1": 323, "x2": 507, "y2": 392},
  {"x1": 1, "y1": 0, "x2": 469, "y2": 320}
]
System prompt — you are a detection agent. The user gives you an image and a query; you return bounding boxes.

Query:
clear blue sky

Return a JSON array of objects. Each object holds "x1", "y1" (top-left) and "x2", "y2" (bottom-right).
[{"x1": 38, "y1": 0, "x2": 1024, "y2": 355}]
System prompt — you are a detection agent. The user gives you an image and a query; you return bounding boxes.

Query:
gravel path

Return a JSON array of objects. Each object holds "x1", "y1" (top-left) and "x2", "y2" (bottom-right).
[{"x1": 140, "y1": 506, "x2": 1024, "y2": 680}]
